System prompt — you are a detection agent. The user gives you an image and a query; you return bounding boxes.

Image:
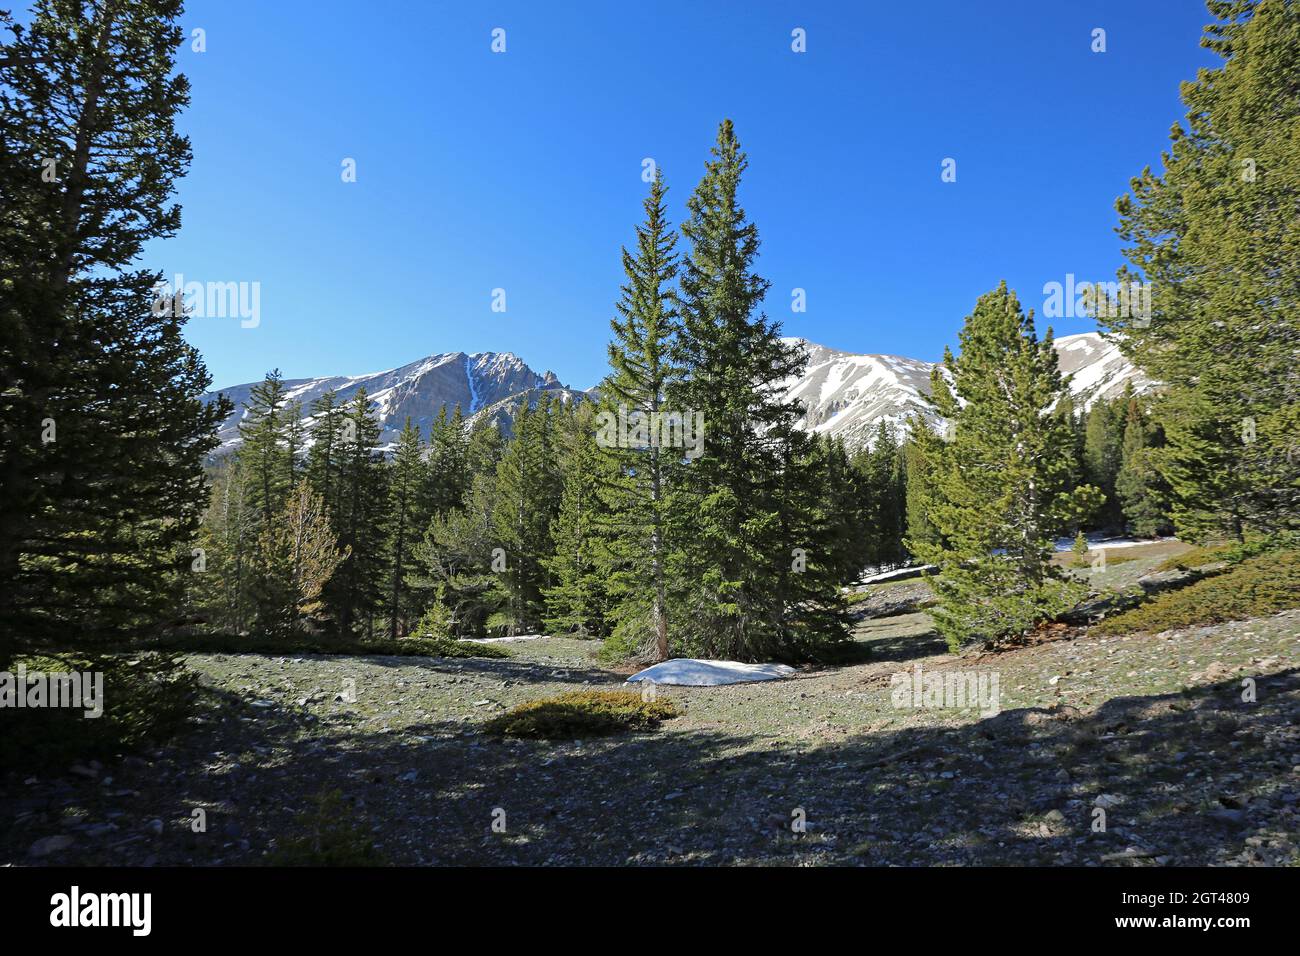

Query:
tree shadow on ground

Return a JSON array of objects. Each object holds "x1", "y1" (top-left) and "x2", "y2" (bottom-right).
[
  {"x1": 5, "y1": 666, "x2": 1296, "y2": 867},
  {"x1": 850, "y1": 615, "x2": 949, "y2": 664}
]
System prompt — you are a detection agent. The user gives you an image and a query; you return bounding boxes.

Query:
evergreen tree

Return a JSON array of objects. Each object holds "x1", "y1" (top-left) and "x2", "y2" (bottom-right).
[
  {"x1": 0, "y1": 0, "x2": 228, "y2": 665},
  {"x1": 414, "y1": 472, "x2": 508, "y2": 636},
  {"x1": 490, "y1": 395, "x2": 564, "y2": 633},
  {"x1": 466, "y1": 417, "x2": 505, "y2": 481},
  {"x1": 902, "y1": 420, "x2": 943, "y2": 557},
  {"x1": 670, "y1": 120, "x2": 847, "y2": 661},
  {"x1": 238, "y1": 371, "x2": 291, "y2": 533},
  {"x1": 384, "y1": 418, "x2": 428, "y2": 638},
  {"x1": 1082, "y1": 397, "x2": 1125, "y2": 530},
  {"x1": 408, "y1": 415, "x2": 507, "y2": 636},
  {"x1": 1071, "y1": 530, "x2": 1090, "y2": 566},
  {"x1": 1104, "y1": 0, "x2": 1299, "y2": 541},
  {"x1": 822, "y1": 436, "x2": 874, "y2": 582},
  {"x1": 1055, "y1": 393, "x2": 1086, "y2": 490},
  {"x1": 251, "y1": 480, "x2": 348, "y2": 638},
  {"x1": 1115, "y1": 393, "x2": 1173, "y2": 537},
  {"x1": 195, "y1": 457, "x2": 257, "y2": 634},
  {"x1": 306, "y1": 389, "x2": 344, "y2": 516},
  {"x1": 594, "y1": 170, "x2": 682, "y2": 659},
  {"x1": 860, "y1": 422, "x2": 907, "y2": 567},
  {"x1": 913, "y1": 284, "x2": 1103, "y2": 649},
  {"x1": 543, "y1": 403, "x2": 614, "y2": 636},
  {"x1": 326, "y1": 389, "x2": 389, "y2": 636},
  {"x1": 428, "y1": 404, "x2": 470, "y2": 516},
  {"x1": 283, "y1": 400, "x2": 305, "y2": 486}
]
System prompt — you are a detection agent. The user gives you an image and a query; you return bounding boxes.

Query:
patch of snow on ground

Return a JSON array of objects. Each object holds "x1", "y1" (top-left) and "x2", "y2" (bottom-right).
[
  {"x1": 461, "y1": 634, "x2": 541, "y2": 644},
  {"x1": 859, "y1": 564, "x2": 934, "y2": 583},
  {"x1": 1052, "y1": 535, "x2": 1178, "y2": 552},
  {"x1": 625, "y1": 658, "x2": 796, "y2": 686}
]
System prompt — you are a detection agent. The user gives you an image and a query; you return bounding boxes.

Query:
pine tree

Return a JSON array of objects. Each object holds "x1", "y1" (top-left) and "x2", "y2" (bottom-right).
[
  {"x1": 670, "y1": 120, "x2": 847, "y2": 661},
  {"x1": 543, "y1": 403, "x2": 614, "y2": 636},
  {"x1": 326, "y1": 389, "x2": 389, "y2": 636},
  {"x1": 1082, "y1": 397, "x2": 1124, "y2": 530},
  {"x1": 1071, "y1": 530, "x2": 1090, "y2": 566},
  {"x1": 490, "y1": 395, "x2": 564, "y2": 633},
  {"x1": 466, "y1": 417, "x2": 505, "y2": 481},
  {"x1": 406, "y1": 415, "x2": 506, "y2": 634},
  {"x1": 428, "y1": 404, "x2": 470, "y2": 516},
  {"x1": 414, "y1": 472, "x2": 508, "y2": 636},
  {"x1": 384, "y1": 417, "x2": 428, "y2": 638},
  {"x1": 594, "y1": 170, "x2": 682, "y2": 659},
  {"x1": 822, "y1": 436, "x2": 874, "y2": 582},
  {"x1": 195, "y1": 457, "x2": 257, "y2": 634},
  {"x1": 1115, "y1": 394, "x2": 1172, "y2": 537},
  {"x1": 252, "y1": 480, "x2": 348, "y2": 638},
  {"x1": 861, "y1": 422, "x2": 907, "y2": 567},
  {"x1": 1104, "y1": 0, "x2": 1299, "y2": 541},
  {"x1": 283, "y1": 400, "x2": 305, "y2": 486},
  {"x1": 306, "y1": 389, "x2": 344, "y2": 515},
  {"x1": 1055, "y1": 393, "x2": 1086, "y2": 490},
  {"x1": 902, "y1": 420, "x2": 943, "y2": 557},
  {"x1": 913, "y1": 284, "x2": 1103, "y2": 650},
  {"x1": 0, "y1": 0, "x2": 228, "y2": 665},
  {"x1": 238, "y1": 371, "x2": 291, "y2": 533}
]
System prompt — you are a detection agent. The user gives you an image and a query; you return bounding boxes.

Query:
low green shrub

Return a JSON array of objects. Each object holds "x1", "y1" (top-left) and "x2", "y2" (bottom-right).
[
  {"x1": 363, "y1": 635, "x2": 510, "y2": 659},
  {"x1": 484, "y1": 689, "x2": 680, "y2": 739},
  {"x1": 1154, "y1": 534, "x2": 1294, "y2": 573},
  {"x1": 1097, "y1": 549, "x2": 1300, "y2": 636}
]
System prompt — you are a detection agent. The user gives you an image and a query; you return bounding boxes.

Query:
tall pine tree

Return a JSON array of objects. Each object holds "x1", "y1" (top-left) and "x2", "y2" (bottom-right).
[
  {"x1": 670, "y1": 120, "x2": 847, "y2": 661},
  {"x1": 1104, "y1": 0, "x2": 1299, "y2": 541},
  {"x1": 490, "y1": 395, "x2": 563, "y2": 633},
  {"x1": 238, "y1": 371, "x2": 291, "y2": 534},
  {"x1": 384, "y1": 417, "x2": 428, "y2": 638},
  {"x1": 595, "y1": 170, "x2": 682, "y2": 659},
  {"x1": 544, "y1": 403, "x2": 614, "y2": 637},
  {"x1": 325, "y1": 389, "x2": 389, "y2": 636},
  {"x1": 0, "y1": 0, "x2": 228, "y2": 665}
]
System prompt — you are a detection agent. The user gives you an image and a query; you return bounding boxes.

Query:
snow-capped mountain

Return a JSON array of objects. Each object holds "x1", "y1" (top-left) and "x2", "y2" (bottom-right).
[
  {"x1": 780, "y1": 332, "x2": 1151, "y2": 448},
  {"x1": 779, "y1": 339, "x2": 943, "y2": 447},
  {"x1": 1051, "y1": 332, "x2": 1151, "y2": 404},
  {"x1": 203, "y1": 331, "x2": 1149, "y2": 455},
  {"x1": 203, "y1": 351, "x2": 576, "y2": 453}
]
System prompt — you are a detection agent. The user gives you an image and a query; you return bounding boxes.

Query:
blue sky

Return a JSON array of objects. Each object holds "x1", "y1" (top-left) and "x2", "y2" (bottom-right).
[{"x1": 120, "y1": 0, "x2": 1216, "y2": 390}]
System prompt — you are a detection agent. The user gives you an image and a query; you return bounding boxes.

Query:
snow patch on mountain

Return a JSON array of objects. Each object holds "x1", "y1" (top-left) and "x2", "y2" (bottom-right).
[
  {"x1": 204, "y1": 331, "x2": 1150, "y2": 456},
  {"x1": 779, "y1": 331, "x2": 1150, "y2": 448}
]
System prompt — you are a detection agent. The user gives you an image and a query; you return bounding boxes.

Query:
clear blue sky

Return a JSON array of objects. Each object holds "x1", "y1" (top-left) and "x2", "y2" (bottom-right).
[{"x1": 121, "y1": 0, "x2": 1216, "y2": 390}]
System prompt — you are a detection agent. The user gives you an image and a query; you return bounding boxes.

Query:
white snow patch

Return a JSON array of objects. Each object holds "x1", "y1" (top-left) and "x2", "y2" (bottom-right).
[
  {"x1": 1053, "y1": 535, "x2": 1177, "y2": 552},
  {"x1": 625, "y1": 658, "x2": 795, "y2": 686},
  {"x1": 465, "y1": 354, "x2": 482, "y2": 413},
  {"x1": 859, "y1": 564, "x2": 935, "y2": 583},
  {"x1": 461, "y1": 634, "x2": 541, "y2": 644}
]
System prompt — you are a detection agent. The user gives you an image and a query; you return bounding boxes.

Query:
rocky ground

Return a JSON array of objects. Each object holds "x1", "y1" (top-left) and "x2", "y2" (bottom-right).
[{"x1": 4, "y1": 544, "x2": 1298, "y2": 867}]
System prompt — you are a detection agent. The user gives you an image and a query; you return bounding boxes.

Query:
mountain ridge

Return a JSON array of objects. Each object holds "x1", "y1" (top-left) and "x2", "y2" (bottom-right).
[{"x1": 203, "y1": 332, "x2": 1151, "y2": 454}]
